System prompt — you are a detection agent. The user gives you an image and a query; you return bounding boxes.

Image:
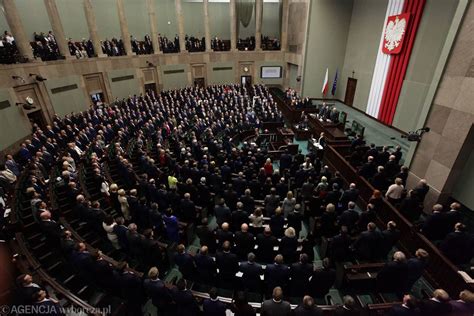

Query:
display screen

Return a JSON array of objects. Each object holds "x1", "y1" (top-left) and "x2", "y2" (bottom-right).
[{"x1": 260, "y1": 66, "x2": 282, "y2": 79}]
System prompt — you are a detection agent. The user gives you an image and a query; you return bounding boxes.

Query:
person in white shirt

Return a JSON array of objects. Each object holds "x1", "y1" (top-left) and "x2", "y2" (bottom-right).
[{"x1": 386, "y1": 177, "x2": 404, "y2": 205}]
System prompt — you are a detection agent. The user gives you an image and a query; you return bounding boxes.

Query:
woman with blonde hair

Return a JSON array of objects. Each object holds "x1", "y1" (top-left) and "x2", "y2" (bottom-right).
[
  {"x1": 280, "y1": 227, "x2": 298, "y2": 262},
  {"x1": 282, "y1": 191, "x2": 296, "y2": 217},
  {"x1": 117, "y1": 189, "x2": 130, "y2": 220}
]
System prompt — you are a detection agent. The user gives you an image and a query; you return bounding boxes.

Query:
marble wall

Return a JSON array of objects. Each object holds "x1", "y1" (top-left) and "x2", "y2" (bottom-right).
[{"x1": 407, "y1": 1, "x2": 474, "y2": 210}]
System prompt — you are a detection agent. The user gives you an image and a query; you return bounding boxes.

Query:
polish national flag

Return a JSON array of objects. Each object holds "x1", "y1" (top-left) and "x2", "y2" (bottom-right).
[{"x1": 321, "y1": 68, "x2": 329, "y2": 96}]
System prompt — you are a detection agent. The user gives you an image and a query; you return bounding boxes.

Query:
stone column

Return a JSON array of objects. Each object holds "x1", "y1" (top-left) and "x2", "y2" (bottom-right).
[
  {"x1": 83, "y1": 0, "x2": 105, "y2": 57},
  {"x1": 116, "y1": 0, "x2": 133, "y2": 55},
  {"x1": 230, "y1": 0, "x2": 237, "y2": 51},
  {"x1": 146, "y1": 0, "x2": 161, "y2": 54},
  {"x1": 2, "y1": 0, "x2": 34, "y2": 60},
  {"x1": 175, "y1": 0, "x2": 186, "y2": 52},
  {"x1": 255, "y1": 0, "x2": 263, "y2": 51},
  {"x1": 43, "y1": 0, "x2": 72, "y2": 59},
  {"x1": 280, "y1": 0, "x2": 290, "y2": 52},
  {"x1": 203, "y1": 0, "x2": 211, "y2": 52}
]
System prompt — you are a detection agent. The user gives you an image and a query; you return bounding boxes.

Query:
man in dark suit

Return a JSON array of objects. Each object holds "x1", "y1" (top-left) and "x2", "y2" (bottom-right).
[
  {"x1": 203, "y1": 287, "x2": 227, "y2": 316},
  {"x1": 216, "y1": 222, "x2": 234, "y2": 246},
  {"x1": 376, "y1": 251, "x2": 409, "y2": 296},
  {"x1": 334, "y1": 295, "x2": 360, "y2": 316},
  {"x1": 264, "y1": 188, "x2": 280, "y2": 217},
  {"x1": 419, "y1": 289, "x2": 452, "y2": 316},
  {"x1": 90, "y1": 250, "x2": 117, "y2": 290},
  {"x1": 216, "y1": 241, "x2": 239, "y2": 288},
  {"x1": 180, "y1": 193, "x2": 197, "y2": 223},
  {"x1": 365, "y1": 144, "x2": 378, "y2": 161},
  {"x1": 290, "y1": 254, "x2": 313, "y2": 297},
  {"x1": 196, "y1": 217, "x2": 215, "y2": 251},
  {"x1": 171, "y1": 278, "x2": 199, "y2": 316},
  {"x1": 194, "y1": 246, "x2": 217, "y2": 284},
  {"x1": 127, "y1": 223, "x2": 146, "y2": 260},
  {"x1": 240, "y1": 189, "x2": 255, "y2": 214},
  {"x1": 256, "y1": 227, "x2": 278, "y2": 263},
  {"x1": 288, "y1": 205, "x2": 303, "y2": 237},
  {"x1": 339, "y1": 202, "x2": 359, "y2": 233},
  {"x1": 231, "y1": 202, "x2": 249, "y2": 232},
  {"x1": 214, "y1": 198, "x2": 231, "y2": 227},
  {"x1": 39, "y1": 211, "x2": 62, "y2": 244},
  {"x1": 421, "y1": 204, "x2": 450, "y2": 241},
  {"x1": 16, "y1": 274, "x2": 43, "y2": 304},
  {"x1": 352, "y1": 222, "x2": 383, "y2": 261},
  {"x1": 239, "y1": 252, "x2": 263, "y2": 292},
  {"x1": 380, "y1": 221, "x2": 401, "y2": 259},
  {"x1": 261, "y1": 286, "x2": 291, "y2": 316},
  {"x1": 440, "y1": 223, "x2": 473, "y2": 265},
  {"x1": 294, "y1": 296, "x2": 323, "y2": 316},
  {"x1": 328, "y1": 226, "x2": 353, "y2": 263},
  {"x1": 143, "y1": 267, "x2": 173, "y2": 316},
  {"x1": 270, "y1": 207, "x2": 285, "y2": 238},
  {"x1": 223, "y1": 184, "x2": 239, "y2": 211},
  {"x1": 405, "y1": 248, "x2": 429, "y2": 292},
  {"x1": 265, "y1": 255, "x2": 290, "y2": 296},
  {"x1": 388, "y1": 294, "x2": 419, "y2": 316},
  {"x1": 310, "y1": 258, "x2": 335, "y2": 298},
  {"x1": 174, "y1": 244, "x2": 196, "y2": 281},
  {"x1": 358, "y1": 156, "x2": 376, "y2": 179},
  {"x1": 117, "y1": 261, "x2": 145, "y2": 315},
  {"x1": 33, "y1": 290, "x2": 63, "y2": 316},
  {"x1": 234, "y1": 223, "x2": 255, "y2": 259}
]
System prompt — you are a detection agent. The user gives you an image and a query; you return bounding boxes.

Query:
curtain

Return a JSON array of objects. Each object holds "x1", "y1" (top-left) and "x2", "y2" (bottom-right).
[{"x1": 237, "y1": 0, "x2": 254, "y2": 28}]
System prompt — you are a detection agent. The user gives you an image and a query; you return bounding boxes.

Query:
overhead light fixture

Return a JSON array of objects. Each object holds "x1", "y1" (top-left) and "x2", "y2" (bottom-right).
[{"x1": 29, "y1": 73, "x2": 47, "y2": 82}]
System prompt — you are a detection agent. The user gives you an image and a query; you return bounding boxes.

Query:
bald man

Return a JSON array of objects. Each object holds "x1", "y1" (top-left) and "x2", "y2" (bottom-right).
[
  {"x1": 234, "y1": 223, "x2": 255, "y2": 259},
  {"x1": 194, "y1": 246, "x2": 217, "y2": 284},
  {"x1": 261, "y1": 287, "x2": 291, "y2": 316},
  {"x1": 294, "y1": 296, "x2": 323, "y2": 316}
]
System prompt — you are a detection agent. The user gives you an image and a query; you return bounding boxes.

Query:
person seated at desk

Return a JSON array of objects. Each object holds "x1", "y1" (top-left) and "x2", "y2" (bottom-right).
[
  {"x1": 329, "y1": 107, "x2": 339, "y2": 123},
  {"x1": 318, "y1": 103, "x2": 330, "y2": 120}
]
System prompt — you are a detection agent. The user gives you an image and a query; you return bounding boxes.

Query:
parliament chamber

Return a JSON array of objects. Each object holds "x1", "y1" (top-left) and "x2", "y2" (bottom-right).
[{"x1": 0, "y1": 0, "x2": 473, "y2": 315}]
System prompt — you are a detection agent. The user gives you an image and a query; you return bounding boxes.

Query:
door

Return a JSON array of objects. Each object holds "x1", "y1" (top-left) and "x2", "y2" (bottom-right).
[
  {"x1": 344, "y1": 78, "x2": 357, "y2": 106},
  {"x1": 241, "y1": 75, "x2": 252, "y2": 86},
  {"x1": 27, "y1": 110, "x2": 47, "y2": 130},
  {"x1": 193, "y1": 78, "x2": 205, "y2": 88},
  {"x1": 144, "y1": 83, "x2": 157, "y2": 95}
]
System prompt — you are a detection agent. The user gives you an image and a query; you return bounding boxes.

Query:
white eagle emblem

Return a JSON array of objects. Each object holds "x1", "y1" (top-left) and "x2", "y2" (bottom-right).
[{"x1": 384, "y1": 16, "x2": 406, "y2": 51}]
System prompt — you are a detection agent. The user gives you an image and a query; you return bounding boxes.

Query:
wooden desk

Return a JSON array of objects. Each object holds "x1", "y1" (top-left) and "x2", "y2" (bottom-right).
[{"x1": 308, "y1": 115, "x2": 348, "y2": 141}]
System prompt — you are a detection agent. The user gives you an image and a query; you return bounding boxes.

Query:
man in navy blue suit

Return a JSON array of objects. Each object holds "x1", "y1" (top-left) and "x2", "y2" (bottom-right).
[
  {"x1": 194, "y1": 246, "x2": 217, "y2": 284},
  {"x1": 264, "y1": 254, "x2": 290, "y2": 297},
  {"x1": 174, "y1": 244, "x2": 196, "y2": 281},
  {"x1": 239, "y1": 252, "x2": 263, "y2": 292},
  {"x1": 143, "y1": 267, "x2": 173, "y2": 316},
  {"x1": 290, "y1": 254, "x2": 313, "y2": 297},
  {"x1": 203, "y1": 287, "x2": 227, "y2": 316},
  {"x1": 216, "y1": 241, "x2": 239, "y2": 288}
]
